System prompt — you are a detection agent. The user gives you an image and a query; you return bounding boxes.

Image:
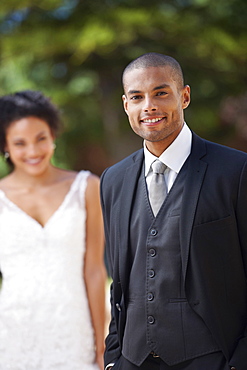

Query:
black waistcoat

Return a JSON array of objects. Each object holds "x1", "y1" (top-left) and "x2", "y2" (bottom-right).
[{"x1": 122, "y1": 161, "x2": 220, "y2": 366}]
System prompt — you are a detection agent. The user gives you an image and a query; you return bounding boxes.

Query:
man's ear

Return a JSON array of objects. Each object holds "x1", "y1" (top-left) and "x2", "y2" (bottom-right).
[
  {"x1": 122, "y1": 95, "x2": 129, "y2": 116},
  {"x1": 182, "y1": 85, "x2": 191, "y2": 110}
]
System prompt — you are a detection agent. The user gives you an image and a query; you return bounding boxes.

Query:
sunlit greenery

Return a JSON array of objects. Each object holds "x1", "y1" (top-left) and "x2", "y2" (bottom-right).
[{"x1": 0, "y1": 0, "x2": 246, "y2": 176}]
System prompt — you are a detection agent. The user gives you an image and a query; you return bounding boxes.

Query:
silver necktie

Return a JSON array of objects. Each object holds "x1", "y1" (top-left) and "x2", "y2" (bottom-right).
[{"x1": 149, "y1": 160, "x2": 167, "y2": 216}]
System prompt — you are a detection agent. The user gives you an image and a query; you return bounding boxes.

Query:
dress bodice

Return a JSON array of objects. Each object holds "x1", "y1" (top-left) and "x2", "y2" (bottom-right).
[{"x1": 0, "y1": 171, "x2": 99, "y2": 370}]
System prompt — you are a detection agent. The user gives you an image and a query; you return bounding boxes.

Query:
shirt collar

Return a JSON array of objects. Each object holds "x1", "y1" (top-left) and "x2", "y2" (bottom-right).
[{"x1": 144, "y1": 122, "x2": 192, "y2": 176}]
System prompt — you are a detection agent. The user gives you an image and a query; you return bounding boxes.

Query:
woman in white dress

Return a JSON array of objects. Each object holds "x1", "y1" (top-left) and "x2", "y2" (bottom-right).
[{"x1": 0, "y1": 90, "x2": 106, "y2": 370}]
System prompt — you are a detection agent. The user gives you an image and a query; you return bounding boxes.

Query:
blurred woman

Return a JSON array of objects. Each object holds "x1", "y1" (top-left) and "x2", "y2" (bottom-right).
[{"x1": 0, "y1": 90, "x2": 106, "y2": 370}]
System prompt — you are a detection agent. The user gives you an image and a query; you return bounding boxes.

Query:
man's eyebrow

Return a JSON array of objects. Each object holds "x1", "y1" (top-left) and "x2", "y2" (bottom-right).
[
  {"x1": 153, "y1": 84, "x2": 170, "y2": 91},
  {"x1": 127, "y1": 84, "x2": 170, "y2": 95},
  {"x1": 127, "y1": 89, "x2": 141, "y2": 95}
]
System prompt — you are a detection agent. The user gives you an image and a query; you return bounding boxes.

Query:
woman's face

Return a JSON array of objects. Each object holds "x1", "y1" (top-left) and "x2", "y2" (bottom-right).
[{"x1": 5, "y1": 116, "x2": 55, "y2": 176}]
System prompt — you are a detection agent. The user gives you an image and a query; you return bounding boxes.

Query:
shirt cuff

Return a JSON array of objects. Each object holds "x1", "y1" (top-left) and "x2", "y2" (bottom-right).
[{"x1": 105, "y1": 363, "x2": 115, "y2": 370}]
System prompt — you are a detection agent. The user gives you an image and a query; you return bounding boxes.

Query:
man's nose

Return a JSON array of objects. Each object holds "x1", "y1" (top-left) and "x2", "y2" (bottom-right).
[{"x1": 143, "y1": 97, "x2": 157, "y2": 112}]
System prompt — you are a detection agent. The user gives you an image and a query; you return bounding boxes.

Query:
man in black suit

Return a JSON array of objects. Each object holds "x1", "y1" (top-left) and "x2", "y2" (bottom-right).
[{"x1": 100, "y1": 52, "x2": 247, "y2": 370}]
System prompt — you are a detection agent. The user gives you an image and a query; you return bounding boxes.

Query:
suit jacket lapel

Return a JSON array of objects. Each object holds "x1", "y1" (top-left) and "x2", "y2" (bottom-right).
[
  {"x1": 180, "y1": 133, "x2": 208, "y2": 280},
  {"x1": 118, "y1": 149, "x2": 144, "y2": 289}
]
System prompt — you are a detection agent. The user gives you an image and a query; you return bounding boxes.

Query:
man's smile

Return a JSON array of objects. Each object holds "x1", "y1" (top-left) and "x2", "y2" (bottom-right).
[{"x1": 141, "y1": 117, "x2": 166, "y2": 126}]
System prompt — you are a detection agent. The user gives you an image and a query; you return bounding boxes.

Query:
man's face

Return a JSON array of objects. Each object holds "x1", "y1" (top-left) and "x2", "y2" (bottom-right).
[{"x1": 122, "y1": 66, "x2": 190, "y2": 156}]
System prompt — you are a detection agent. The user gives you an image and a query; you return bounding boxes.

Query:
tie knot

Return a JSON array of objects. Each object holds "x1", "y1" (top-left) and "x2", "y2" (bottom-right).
[{"x1": 151, "y1": 160, "x2": 166, "y2": 174}]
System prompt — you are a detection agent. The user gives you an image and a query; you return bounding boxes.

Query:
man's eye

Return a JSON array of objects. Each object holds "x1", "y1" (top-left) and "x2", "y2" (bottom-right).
[
  {"x1": 130, "y1": 95, "x2": 141, "y2": 100},
  {"x1": 157, "y1": 91, "x2": 167, "y2": 96}
]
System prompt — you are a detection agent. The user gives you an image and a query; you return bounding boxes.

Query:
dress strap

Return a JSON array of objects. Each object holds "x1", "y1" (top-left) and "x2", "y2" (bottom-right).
[{"x1": 77, "y1": 170, "x2": 91, "y2": 207}]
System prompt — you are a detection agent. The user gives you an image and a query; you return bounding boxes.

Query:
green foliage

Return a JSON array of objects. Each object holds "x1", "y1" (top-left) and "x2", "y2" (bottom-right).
[{"x1": 0, "y1": 0, "x2": 246, "y2": 175}]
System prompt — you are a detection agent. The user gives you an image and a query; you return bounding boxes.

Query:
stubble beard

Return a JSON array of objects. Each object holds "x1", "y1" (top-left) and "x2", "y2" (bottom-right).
[{"x1": 133, "y1": 125, "x2": 176, "y2": 143}]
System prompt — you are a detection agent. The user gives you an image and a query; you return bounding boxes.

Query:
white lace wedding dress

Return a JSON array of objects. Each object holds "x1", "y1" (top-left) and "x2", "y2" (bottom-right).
[{"x1": 0, "y1": 171, "x2": 100, "y2": 370}]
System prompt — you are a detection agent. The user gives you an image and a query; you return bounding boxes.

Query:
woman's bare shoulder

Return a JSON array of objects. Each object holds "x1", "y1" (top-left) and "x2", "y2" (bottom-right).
[
  {"x1": 86, "y1": 172, "x2": 100, "y2": 189},
  {"x1": 85, "y1": 173, "x2": 100, "y2": 201},
  {"x1": 54, "y1": 168, "x2": 78, "y2": 182},
  {"x1": 0, "y1": 173, "x2": 15, "y2": 191}
]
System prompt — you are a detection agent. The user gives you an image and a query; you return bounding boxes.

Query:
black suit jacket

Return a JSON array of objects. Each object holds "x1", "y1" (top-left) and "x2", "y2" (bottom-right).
[{"x1": 100, "y1": 132, "x2": 247, "y2": 370}]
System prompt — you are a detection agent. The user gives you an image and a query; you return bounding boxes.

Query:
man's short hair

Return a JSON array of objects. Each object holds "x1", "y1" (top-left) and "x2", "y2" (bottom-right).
[{"x1": 122, "y1": 52, "x2": 184, "y2": 91}]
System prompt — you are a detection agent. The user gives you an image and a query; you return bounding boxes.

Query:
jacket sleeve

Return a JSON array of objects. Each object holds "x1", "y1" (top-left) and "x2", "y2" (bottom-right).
[
  {"x1": 229, "y1": 160, "x2": 247, "y2": 370},
  {"x1": 100, "y1": 170, "x2": 122, "y2": 367},
  {"x1": 104, "y1": 283, "x2": 121, "y2": 367}
]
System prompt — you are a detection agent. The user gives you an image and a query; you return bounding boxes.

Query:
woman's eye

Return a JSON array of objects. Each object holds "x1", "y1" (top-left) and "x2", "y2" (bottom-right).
[{"x1": 157, "y1": 91, "x2": 167, "y2": 96}]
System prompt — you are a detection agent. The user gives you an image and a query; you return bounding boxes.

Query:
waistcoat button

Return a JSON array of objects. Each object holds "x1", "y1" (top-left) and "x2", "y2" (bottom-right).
[
  {"x1": 150, "y1": 229, "x2": 157, "y2": 236},
  {"x1": 149, "y1": 248, "x2": 156, "y2": 257},
  {"x1": 147, "y1": 315, "x2": 155, "y2": 324},
  {"x1": 148, "y1": 269, "x2": 155, "y2": 278},
  {"x1": 147, "y1": 292, "x2": 154, "y2": 301},
  {"x1": 116, "y1": 303, "x2": 121, "y2": 311}
]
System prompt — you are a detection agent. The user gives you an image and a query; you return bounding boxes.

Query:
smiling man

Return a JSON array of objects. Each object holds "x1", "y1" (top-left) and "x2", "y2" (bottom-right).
[
  {"x1": 122, "y1": 58, "x2": 190, "y2": 156},
  {"x1": 100, "y1": 52, "x2": 247, "y2": 370}
]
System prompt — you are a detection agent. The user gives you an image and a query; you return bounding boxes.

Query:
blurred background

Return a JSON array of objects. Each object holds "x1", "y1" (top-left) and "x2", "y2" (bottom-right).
[{"x1": 0, "y1": 0, "x2": 246, "y2": 177}]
